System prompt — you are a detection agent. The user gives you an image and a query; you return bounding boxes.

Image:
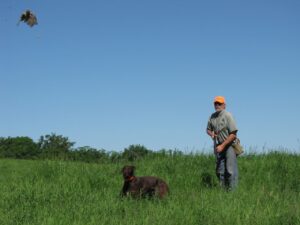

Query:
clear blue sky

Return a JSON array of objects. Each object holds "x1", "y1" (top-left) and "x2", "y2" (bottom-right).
[{"x1": 1, "y1": 0, "x2": 300, "y2": 153}]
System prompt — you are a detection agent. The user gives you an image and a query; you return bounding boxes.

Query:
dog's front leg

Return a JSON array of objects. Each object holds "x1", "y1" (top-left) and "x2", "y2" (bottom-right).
[{"x1": 120, "y1": 182, "x2": 129, "y2": 197}]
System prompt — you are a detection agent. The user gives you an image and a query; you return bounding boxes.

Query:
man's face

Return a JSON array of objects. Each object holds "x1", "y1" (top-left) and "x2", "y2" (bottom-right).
[{"x1": 214, "y1": 102, "x2": 226, "y2": 112}]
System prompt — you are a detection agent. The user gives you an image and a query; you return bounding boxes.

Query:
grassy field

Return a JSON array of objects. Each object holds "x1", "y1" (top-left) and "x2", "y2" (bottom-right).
[{"x1": 0, "y1": 152, "x2": 299, "y2": 225}]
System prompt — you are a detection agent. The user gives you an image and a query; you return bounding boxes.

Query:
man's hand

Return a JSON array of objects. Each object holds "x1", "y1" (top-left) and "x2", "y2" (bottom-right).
[
  {"x1": 216, "y1": 132, "x2": 237, "y2": 153},
  {"x1": 207, "y1": 130, "x2": 216, "y2": 139},
  {"x1": 216, "y1": 144, "x2": 225, "y2": 153},
  {"x1": 211, "y1": 132, "x2": 217, "y2": 140}
]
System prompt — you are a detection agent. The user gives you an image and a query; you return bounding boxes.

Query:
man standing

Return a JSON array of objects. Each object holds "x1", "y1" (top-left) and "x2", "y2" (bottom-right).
[{"x1": 207, "y1": 96, "x2": 238, "y2": 190}]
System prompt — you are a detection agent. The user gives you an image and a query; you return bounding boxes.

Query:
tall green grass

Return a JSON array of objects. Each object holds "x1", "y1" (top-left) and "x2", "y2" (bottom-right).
[{"x1": 0, "y1": 152, "x2": 299, "y2": 225}]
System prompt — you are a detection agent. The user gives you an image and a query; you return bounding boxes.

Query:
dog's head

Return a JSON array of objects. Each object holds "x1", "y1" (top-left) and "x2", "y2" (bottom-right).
[{"x1": 121, "y1": 165, "x2": 135, "y2": 180}]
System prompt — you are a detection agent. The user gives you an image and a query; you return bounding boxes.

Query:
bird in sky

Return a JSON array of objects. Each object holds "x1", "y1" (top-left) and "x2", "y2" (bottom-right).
[{"x1": 18, "y1": 10, "x2": 38, "y2": 27}]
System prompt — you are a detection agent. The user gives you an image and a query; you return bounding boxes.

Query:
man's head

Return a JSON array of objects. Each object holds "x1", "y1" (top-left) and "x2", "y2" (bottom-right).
[{"x1": 214, "y1": 96, "x2": 226, "y2": 112}]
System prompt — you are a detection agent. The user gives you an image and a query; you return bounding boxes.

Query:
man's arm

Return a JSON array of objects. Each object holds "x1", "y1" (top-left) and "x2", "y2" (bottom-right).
[
  {"x1": 216, "y1": 131, "x2": 237, "y2": 153},
  {"x1": 207, "y1": 129, "x2": 215, "y2": 139},
  {"x1": 207, "y1": 129, "x2": 218, "y2": 154}
]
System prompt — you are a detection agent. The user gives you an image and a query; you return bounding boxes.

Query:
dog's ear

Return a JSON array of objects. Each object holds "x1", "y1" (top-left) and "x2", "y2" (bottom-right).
[
  {"x1": 130, "y1": 166, "x2": 136, "y2": 174},
  {"x1": 130, "y1": 165, "x2": 135, "y2": 171}
]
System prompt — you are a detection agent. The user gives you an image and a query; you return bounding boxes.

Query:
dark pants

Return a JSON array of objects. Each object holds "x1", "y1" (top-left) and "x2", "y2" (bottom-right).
[{"x1": 216, "y1": 145, "x2": 238, "y2": 190}]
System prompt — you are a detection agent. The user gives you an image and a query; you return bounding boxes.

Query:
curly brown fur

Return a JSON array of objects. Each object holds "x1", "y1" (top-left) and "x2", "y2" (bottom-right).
[{"x1": 120, "y1": 165, "x2": 169, "y2": 199}]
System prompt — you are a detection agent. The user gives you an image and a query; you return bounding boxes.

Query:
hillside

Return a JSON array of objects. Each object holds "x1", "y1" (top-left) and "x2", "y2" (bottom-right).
[{"x1": 0, "y1": 153, "x2": 299, "y2": 225}]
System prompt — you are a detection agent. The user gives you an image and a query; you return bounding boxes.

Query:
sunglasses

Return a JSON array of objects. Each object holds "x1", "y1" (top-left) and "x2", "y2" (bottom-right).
[{"x1": 214, "y1": 102, "x2": 224, "y2": 106}]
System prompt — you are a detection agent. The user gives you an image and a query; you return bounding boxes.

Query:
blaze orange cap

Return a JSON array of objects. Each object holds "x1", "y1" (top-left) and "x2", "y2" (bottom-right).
[{"x1": 214, "y1": 96, "x2": 226, "y2": 104}]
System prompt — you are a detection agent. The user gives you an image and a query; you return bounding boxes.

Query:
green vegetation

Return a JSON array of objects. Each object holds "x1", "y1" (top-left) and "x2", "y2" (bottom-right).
[
  {"x1": 0, "y1": 151, "x2": 299, "y2": 225},
  {"x1": 0, "y1": 134, "x2": 164, "y2": 162}
]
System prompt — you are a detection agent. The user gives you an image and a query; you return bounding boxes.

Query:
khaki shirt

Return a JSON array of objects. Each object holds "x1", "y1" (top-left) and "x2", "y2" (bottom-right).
[{"x1": 207, "y1": 110, "x2": 238, "y2": 144}]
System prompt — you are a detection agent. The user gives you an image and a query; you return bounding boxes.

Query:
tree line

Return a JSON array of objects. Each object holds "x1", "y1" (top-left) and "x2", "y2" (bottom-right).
[{"x1": 0, "y1": 133, "x2": 183, "y2": 163}]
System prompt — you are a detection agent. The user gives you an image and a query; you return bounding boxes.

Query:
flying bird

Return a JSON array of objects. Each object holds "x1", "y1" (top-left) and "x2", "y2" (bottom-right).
[{"x1": 18, "y1": 10, "x2": 38, "y2": 27}]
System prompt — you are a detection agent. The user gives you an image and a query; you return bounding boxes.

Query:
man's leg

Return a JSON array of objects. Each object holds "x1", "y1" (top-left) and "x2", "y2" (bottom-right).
[
  {"x1": 225, "y1": 146, "x2": 238, "y2": 190},
  {"x1": 216, "y1": 152, "x2": 226, "y2": 188}
]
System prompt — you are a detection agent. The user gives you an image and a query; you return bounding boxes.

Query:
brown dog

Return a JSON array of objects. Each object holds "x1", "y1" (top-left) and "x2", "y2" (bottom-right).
[{"x1": 121, "y1": 165, "x2": 169, "y2": 199}]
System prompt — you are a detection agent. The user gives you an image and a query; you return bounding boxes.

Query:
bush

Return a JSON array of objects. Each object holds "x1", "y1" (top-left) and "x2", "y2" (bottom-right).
[
  {"x1": 70, "y1": 146, "x2": 109, "y2": 163},
  {"x1": 122, "y1": 144, "x2": 151, "y2": 161},
  {"x1": 0, "y1": 137, "x2": 39, "y2": 159},
  {"x1": 38, "y1": 133, "x2": 75, "y2": 159}
]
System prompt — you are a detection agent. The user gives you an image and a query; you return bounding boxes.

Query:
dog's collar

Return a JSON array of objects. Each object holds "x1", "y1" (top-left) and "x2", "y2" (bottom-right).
[{"x1": 126, "y1": 176, "x2": 136, "y2": 182}]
